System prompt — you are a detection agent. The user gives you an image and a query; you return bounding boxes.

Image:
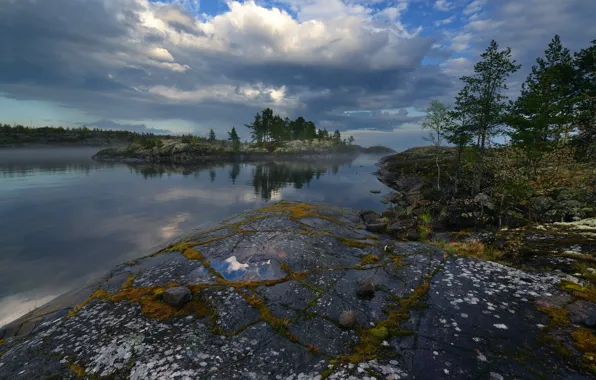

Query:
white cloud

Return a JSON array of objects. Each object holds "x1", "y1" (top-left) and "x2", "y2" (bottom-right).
[
  {"x1": 148, "y1": 83, "x2": 295, "y2": 107},
  {"x1": 434, "y1": 0, "x2": 453, "y2": 12},
  {"x1": 435, "y1": 16, "x2": 454, "y2": 26},
  {"x1": 450, "y1": 32, "x2": 472, "y2": 52},
  {"x1": 463, "y1": 0, "x2": 485, "y2": 16},
  {"x1": 149, "y1": 47, "x2": 175, "y2": 62}
]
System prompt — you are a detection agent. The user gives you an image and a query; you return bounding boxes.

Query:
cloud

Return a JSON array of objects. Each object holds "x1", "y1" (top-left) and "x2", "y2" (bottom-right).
[
  {"x1": 463, "y1": 0, "x2": 485, "y2": 16},
  {"x1": 0, "y1": 0, "x2": 594, "y2": 147},
  {"x1": 82, "y1": 119, "x2": 174, "y2": 134},
  {"x1": 434, "y1": 0, "x2": 453, "y2": 12},
  {"x1": 435, "y1": 16, "x2": 454, "y2": 27}
]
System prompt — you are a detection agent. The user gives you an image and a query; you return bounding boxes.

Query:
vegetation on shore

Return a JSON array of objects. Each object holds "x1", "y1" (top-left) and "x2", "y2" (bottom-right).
[
  {"x1": 0, "y1": 124, "x2": 142, "y2": 147},
  {"x1": 380, "y1": 35, "x2": 595, "y2": 230}
]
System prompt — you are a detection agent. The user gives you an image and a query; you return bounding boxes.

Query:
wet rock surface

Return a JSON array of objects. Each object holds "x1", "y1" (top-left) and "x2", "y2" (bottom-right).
[{"x1": 0, "y1": 201, "x2": 594, "y2": 379}]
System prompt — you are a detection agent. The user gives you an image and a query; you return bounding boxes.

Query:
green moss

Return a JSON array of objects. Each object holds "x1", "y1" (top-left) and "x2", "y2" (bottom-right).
[
  {"x1": 338, "y1": 281, "x2": 430, "y2": 364},
  {"x1": 360, "y1": 254, "x2": 380, "y2": 265},
  {"x1": 559, "y1": 280, "x2": 596, "y2": 302}
]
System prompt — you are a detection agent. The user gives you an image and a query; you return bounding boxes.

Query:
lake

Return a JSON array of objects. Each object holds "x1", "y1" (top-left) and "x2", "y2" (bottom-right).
[{"x1": 0, "y1": 148, "x2": 393, "y2": 327}]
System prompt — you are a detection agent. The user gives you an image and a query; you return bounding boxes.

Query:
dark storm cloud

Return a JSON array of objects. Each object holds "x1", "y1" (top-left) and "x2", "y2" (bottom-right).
[
  {"x1": 0, "y1": 0, "x2": 446, "y2": 135},
  {"x1": 1, "y1": 0, "x2": 593, "y2": 142}
]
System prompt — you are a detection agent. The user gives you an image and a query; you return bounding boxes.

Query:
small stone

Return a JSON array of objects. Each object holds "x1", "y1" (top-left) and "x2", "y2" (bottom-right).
[
  {"x1": 357, "y1": 279, "x2": 376, "y2": 299},
  {"x1": 339, "y1": 311, "x2": 358, "y2": 328},
  {"x1": 370, "y1": 189, "x2": 381, "y2": 194},
  {"x1": 162, "y1": 286, "x2": 192, "y2": 307}
]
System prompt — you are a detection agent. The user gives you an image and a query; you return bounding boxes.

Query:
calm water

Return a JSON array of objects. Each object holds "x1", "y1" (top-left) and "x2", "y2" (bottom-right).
[{"x1": 0, "y1": 148, "x2": 392, "y2": 326}]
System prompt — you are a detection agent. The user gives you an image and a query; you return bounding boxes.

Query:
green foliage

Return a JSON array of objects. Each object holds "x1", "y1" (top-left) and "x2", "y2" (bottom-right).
[
  {"x1": 0, "y1": 123, "x2": 138, "y2": 146},
  {"x1": 573, "y1": 39, "x2": 596, "y2": 160},
  {"x1": 228, "y1": 127, "x2": 241, "y2": 151},
  {"x1": 508, "y1": 35, "x2": 576, "y2": 165},
  {"x1": 458, "y1": 40, "x2": 521, "y2": 193},
  {"x1": 422, "y1": 100, "x2": 450, "y2": 190},
  {"x1": 244, "y1": 108, "x2": 337, "y2": 145},
  {"x1": 208, "y1": 129, "x2": 216, "y2": 142},
  {"x1": 135, "y1": 137, "x2": 163, "y2": 149}
]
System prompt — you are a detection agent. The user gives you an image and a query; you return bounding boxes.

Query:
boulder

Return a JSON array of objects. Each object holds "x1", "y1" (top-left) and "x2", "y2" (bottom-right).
[
  {"x1": 339, "y1": 311, "x2": 358, "y2": 328},
  {"x1": 357, "y1": 279, "x2": 376, "y2": 299},
  {"x1": 162, "y1": 286, "x2": 192, "y2": 307}
]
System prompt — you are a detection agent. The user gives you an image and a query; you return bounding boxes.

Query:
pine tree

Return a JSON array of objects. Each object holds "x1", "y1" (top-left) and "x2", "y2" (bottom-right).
[
  {"x1": 228, "y1": 127, "x2": 241, "y2": 151},
  {"x1": 459, "y1": 40, "x2": 521, "y2": 194},
  {"x1": 208, "y1": 129, "x2": 216, "y2": 142},
  {"x1": 245, "y1": 112, "x2": 263, "y2": 144},
  {"x1": 573, "y1": 39, "x2": 596, "y2": 159},
  {"x1": 444, "y1": 86, "x2": 475, "y2": 195},
  {"x1": 508, "y1": 35, "x2": 575, "y2": 160}
]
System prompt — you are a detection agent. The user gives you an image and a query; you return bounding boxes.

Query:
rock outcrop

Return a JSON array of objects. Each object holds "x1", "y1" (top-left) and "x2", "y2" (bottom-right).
[
  {"x1": 0, "y1": 202, "x2": 594, "y2": 379},
  {"x1": 92, "y1": 139, "x2": 358, "y2": 164}
]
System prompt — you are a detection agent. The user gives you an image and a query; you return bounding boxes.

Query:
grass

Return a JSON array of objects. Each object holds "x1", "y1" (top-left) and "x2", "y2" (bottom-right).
[{"x1": 436, "y1": 240, "x2": 503, "y2": 261}]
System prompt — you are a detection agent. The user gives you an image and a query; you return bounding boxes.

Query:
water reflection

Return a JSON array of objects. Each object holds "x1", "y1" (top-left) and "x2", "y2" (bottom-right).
[
  {"x1": 210, "y1": 256, "x2": 278, "y2": 281},
  {"x1": 0, "y1": 149, "x2": 389, "y2": 327},
  {"x1": 124, "y1": 158, "x2": 355, "y2": 201}
]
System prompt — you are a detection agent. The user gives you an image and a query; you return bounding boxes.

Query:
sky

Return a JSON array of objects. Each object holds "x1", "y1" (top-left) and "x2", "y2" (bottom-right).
[{"x1": 1, "y1": 0, "x2": 595, "y2": 149}]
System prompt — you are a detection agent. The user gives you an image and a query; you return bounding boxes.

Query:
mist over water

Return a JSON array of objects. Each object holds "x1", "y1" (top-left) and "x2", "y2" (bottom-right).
[{"x1": 0, "y1": 148, "x2": 391, "y2": 326}]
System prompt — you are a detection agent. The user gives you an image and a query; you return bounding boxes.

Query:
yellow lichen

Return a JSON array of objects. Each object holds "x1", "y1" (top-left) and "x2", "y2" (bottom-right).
[
  {"x1": 67, "y1": 281, "x2": 210, "y2": 322},
  {"x1": 571, "y1": 328, "x2": 596, "y2": 353},
  {"x1": 537, "y1": 306, "x2": 571, "y2": 327},
  {"x1": 0, "y1": 339, "x2": 5, "y2": 345},
  {"x1": 340, "y1": 238, "x2": 377, "y2": 249},
  {"x1": 571, "y1": 328, "x2": 596, "y2": 373},
  {"x1": 68, "y1": 362, "x2": 86, "y2": 378},
  {"x1": 66, "y1": 289, "x2": 110, "y2": 319}
]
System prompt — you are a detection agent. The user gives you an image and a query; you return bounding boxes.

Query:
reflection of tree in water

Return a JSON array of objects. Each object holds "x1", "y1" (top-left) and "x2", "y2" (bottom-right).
[
  {"x1": 229, "y1": 163, "x2": 240, "y2": 184},
  {"x1": 252, "y1": 161, "x2": 340, "y2": 201},
  {"x1": 126, "y1": 157, "x2": 354, "y2": 201}
]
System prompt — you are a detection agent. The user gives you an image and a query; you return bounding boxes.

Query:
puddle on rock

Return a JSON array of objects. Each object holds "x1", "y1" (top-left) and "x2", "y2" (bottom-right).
[{"x1": 211, "y1": 256, "x2": 282, "y2": 281}]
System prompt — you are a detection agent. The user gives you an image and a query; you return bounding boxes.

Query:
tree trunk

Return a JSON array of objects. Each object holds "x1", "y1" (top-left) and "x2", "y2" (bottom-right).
[{"x1": 436, "y1": 153, "x2": 441, "y2": 191}]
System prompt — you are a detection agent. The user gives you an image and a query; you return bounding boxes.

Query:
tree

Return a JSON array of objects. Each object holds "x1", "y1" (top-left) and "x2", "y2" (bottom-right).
[
  {"x1": 459, "y1": 40, "x2": 521, "y2": 194},
  {"x1": 422, "y1": 100, "x2": 450, "y2": 191},
  {"x1": 348, "y1": 136, "x2": 355, "y2": 145},
  {"x1": 208, "y1": 129, "x2": 216, "y2": 142},
  {"x1": 332, "y1": 129, "x2": 342, "y2": 144},
  {"x1": 228, "y1": 127, "x2": 241, "y2": 151},
  {"x1": 508, "y1": 35, "x2": 576, "y2": 166},
  {"x1": 245, "y1": 112, "x2": 264, "y2": 144},
  {"x1": 573, "y1": 39, "x2": 596, "y2": 159},
  {"x1": 445, "y1": 87, "x2": 475, "y2": 195}
]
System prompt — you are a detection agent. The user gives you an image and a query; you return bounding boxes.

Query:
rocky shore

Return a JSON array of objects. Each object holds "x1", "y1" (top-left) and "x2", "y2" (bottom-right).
[{"x1": 1, "y1": 201, "x2": 594, "y2": 379}]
